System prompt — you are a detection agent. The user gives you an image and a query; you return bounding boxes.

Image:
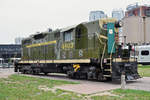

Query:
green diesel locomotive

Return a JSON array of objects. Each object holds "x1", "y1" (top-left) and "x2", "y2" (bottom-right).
[{"x1": 15, "y1": 18, "x2": 140, "y2": 81}]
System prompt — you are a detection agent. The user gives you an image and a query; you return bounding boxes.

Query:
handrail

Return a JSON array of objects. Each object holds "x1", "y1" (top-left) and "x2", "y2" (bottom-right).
[
  {"x1": 95, "y1": 32, "x2": 105, "y2": 45},
  {"x1": 109, "y1": 42, "x2": 115, "y2": 71},
  {"x1": 101, "y1": 44, "x2": 106, "y2": 69},
  {"x1": 95, "y1": 32, "x2": 107, "y2": 70}
]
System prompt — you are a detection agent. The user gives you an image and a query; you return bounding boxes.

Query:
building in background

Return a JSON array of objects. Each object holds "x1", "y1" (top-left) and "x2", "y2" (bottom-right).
[
  {"x1": 112, "y1": 9, "x2": 124, "y2": 43},
  {"x1": 125, "y1": 3, "x2": 150, "y2": 17},
  {"x1": 126, "y1": 3, "x2": 139, "y2": 12},
  {"x1": 122, "y1": 3, "x2": 150, "y2": 44},
  {"x1": 89, "y1": 11, "x2": 107, "y2": 21},
  {"x1": 112, "y1": 9, "x2": 124, "y2": 20},
  {"x1": 122, "y1": 16, "x2": 150, "y2": 44},
  {"x1": 0, "y1": 44, "x2": 21, "y2": 63},
  {"x1": 15, "y1": 37, "x2": 24, "y2": 44}
]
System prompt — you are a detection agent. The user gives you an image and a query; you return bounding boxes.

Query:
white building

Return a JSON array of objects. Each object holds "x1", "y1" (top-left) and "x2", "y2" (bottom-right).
[
  {"x1": 15, "y1": 37, "x2": 24, "y2": 44},
  {"x1": 112, "y1": 9, "x2": 124, "y2": 43},
  {"x1": 89, "y1": 11, "x2": 107, "y2": 21},
  {"x1": 122, "y1": 16, "x2": 150, "y2": 44},
  {"x1": 126, "y1": 3, "x2": 139, "y2": 11},
  {"x1": 112, "y1": 9, "x2": 124, "y2": 20}
]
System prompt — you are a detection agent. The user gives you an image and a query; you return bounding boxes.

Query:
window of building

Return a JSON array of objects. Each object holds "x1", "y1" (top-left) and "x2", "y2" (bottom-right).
[
  {"x1": 128, "y1": 11, "x2": 133, "y2": 17},
  {"x1": 137, "y1": 9, "x2": 140, "y2": 16},
  {"x1": 141, "y1": 50, "x2": 149, "y2": 56},
  {"x1": 146, "y1": 8, "x2": 150, "y2": 17},
  {"x1": 64, "y1": 32, "x2": 72, "y2": 42}
]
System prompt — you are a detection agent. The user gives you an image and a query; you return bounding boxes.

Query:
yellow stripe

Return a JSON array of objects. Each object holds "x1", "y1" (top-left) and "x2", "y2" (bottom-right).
[
  {"x1": 113, "y1": 58, "x2": 135, "y2": 62},
  {"x1": 54, "y1": 59, "x2": 90, "y2": 63},
  {"x1": 18, "y1": 59, "x2": 91, "y2": 64},
  {"x1": 103, "y1": 75, "x2": 111, "y2": 77},
  {"x1": 104, "y1": 69, "x2": 111, "y2": 71},
  {"x1": 99, "y1": 35, "x2": 108, "y2": 40},
  {"x1": 26, "y1": 40, "x2": 57, "y2": 48}
]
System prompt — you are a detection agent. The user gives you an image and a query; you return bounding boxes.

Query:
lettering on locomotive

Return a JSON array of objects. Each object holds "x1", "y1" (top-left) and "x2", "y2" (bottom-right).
[{"x1": 61, "y1": 42, "x2": 74, "y2": 49}]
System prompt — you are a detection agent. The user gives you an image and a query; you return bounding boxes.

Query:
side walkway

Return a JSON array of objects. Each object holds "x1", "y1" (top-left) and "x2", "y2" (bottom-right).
[
  {"x1": 126, "y1": 77, "x2": 150, "y2": 92},
  {"x1": 0, "y1": 68, "x2": 14, "y2": 78},
  {"x1": 55, "y1": 77, "x2": 150, "y2": 94}
]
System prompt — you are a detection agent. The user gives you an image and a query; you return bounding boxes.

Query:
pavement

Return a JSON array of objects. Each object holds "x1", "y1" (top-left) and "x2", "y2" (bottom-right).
[
  {"x1": 0, "y1": 68, "x2": 150, "y2": 94},
  {"x1": 55, "y1": 77, "x2": 150, "y2": 94},
  {"x1": 126, "y1": 77, "x2": 150, "y2": 92},
  {"x1": 0, "y1": 68, "x2": 15, "y2": 78},
  {"x1": 22, "y1": 73, "x2": 150, "y2": 94},
  {"x1": 55, "y1": 81, "x2": 120, "y2": 94}
]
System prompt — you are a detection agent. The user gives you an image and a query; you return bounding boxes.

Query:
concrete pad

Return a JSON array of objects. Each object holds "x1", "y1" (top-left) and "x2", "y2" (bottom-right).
[
  {"x1": 56, "y1": 77, "x2": 150, "y2": 94},
  {"x1": 0, "y1": 68, "x2": 14, "y2": 78},
  {"x1": 55, "y1": 82, "x2": 120, "y2": 94},
  {"x1": 126, "y1": 77, "x2": 150, "y2": 92}
]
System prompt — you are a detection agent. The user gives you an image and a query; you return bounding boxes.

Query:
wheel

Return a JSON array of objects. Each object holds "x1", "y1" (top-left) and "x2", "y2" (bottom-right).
[
  {"x1": 98, "y1": 73, "x2": 106, "y2": 81},
  {"x1": 22, "y1": 70, "x2": 26, "y2": 74},
  {"x1": 33, "y1": 68, "x2": 41, "y2": 75},
  {"x1": 29, "y1": 69, "x2": 33, "y2": 74},
  {"x1": 106, "y1": 77, "x2": 112, "y2": 81},
  {"x1": 44, "y1": 73, "x2": 48, "y2": 75},
  {"x1": 67, "y1": 71, "x2": 76, "y2": 79},
  {"x1": 67, "y1": 71, "x2": 73, "y2": 78},
  {"x1": 74, "y1": 72, "x2": 80, "y2": 79}
]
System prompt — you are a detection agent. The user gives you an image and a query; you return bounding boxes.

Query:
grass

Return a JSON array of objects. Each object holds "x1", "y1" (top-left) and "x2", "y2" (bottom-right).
[
  {"x1": 92, "y1": 89, "x2": 150, "y2": 100},
  {"x1": 138, "y1": 65, "x2": 150, "y2": 77},
  {"x1": 0, "y1": 66, "x2": 150, "y2": 100},
  {"x1": 0, "y1": 74, "x2": 83, "y2": 100}
]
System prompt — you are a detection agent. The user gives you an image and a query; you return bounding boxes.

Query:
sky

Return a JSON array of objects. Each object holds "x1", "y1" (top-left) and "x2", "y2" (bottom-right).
[{"x1": 0, "y1": 0, "x2": 150, "y2": 44}]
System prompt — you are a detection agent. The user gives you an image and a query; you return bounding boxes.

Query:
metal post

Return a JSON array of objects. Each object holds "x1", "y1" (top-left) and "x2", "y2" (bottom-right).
[
  {"x1": 17, "y1": 68, "x2": 19, "y2": 75},
  {"x1": 124, "y1": 36, "x2": 126, "y2": 46},
  {"x1": 121, "y1": 72, "x2": 126, "y2": 89},
  {"x1": 143, "y1": 17, "x2": 146, "y2": 43}
]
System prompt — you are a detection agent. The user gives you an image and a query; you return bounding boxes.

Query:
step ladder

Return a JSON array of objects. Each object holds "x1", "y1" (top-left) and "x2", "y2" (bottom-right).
[{"x1": 103, "y1": 58, "x2": 112, "y2": 77}]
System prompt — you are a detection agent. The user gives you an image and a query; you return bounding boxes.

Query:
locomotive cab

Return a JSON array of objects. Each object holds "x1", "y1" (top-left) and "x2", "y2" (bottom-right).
[
  {"x1": 97, "y1": 21, "x2": 140, "y2": 81},
  {"x1": 111, "y1": 44, "x2": 140, "y2": 81}
]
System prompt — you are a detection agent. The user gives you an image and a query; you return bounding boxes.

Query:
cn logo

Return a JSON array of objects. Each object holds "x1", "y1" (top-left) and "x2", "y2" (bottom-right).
[{"x1": 109, "y1": 29, "x2": 113, "y2": 34}]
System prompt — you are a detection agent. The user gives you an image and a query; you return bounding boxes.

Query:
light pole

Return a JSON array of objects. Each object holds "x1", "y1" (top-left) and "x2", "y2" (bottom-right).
[{"x1": 143, "y1": 16, "x2": 146, "y2": 43}]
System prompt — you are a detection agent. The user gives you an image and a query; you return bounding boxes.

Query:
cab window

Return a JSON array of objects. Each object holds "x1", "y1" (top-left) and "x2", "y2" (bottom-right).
[
  {"x1": 64, "y1": 32, "x2": 72, "y2": 42},
  {"x1": 130, "y1": 50, "x2": 139, "y2": 56}
]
